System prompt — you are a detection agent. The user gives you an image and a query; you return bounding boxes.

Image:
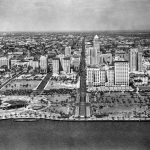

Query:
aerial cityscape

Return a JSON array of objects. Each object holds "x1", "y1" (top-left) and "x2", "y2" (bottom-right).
[
  {"x1": 1, "y1": 0, "x2": 150, "y2": 150},
  {"x1": 0, "y1": 31, "x2": 150, "y2": 121}
]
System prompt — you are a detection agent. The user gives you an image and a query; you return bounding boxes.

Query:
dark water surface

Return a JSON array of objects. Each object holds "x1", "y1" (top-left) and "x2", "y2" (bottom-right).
[{"x1": 0, "y1": 119, "x2": 150, "y2": 150}]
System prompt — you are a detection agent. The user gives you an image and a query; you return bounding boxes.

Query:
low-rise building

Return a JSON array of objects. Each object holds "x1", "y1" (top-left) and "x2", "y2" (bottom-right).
[
  {"x1": 0, "y1": 57, "x2": 10, "y2": 69},
  {"x1": 133, "y1": 74, "x2": 148, "y2": 86},
  {"x1": 28, "y1": 60, "x2": 39, "y2": 69}
]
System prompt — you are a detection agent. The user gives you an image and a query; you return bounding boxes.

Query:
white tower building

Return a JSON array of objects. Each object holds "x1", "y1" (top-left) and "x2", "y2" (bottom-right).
[
  {"x1": 40, "y1": 55, "x2": 48, "y2": 73},
  {"x1": 62, "y1": 57, "x2": 71, "y2": 74},
  {"x1": 52, "y1": 57, "x2": 60, "y2": 75},
  {"x1": 115, "y1": 61, "x2": 129, "y2": 86}
]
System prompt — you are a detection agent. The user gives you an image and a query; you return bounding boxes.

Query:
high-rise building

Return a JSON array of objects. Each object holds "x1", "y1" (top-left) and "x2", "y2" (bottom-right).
[
  {"x1": 93, "y1": 35, "x2": 100, "y2": 53},
  {"x1": 86, "y1": 47, "x2": 94, "y2": 65},
  {"x1": 115, "y1": 61, "x2": 129, "y2": 86},
  {"x1": 62, "y1": 57, "x2": 71, "y2": 74},
  {"x1": 138, "y1": 52, "x2": 143, "y2": 72},
  {"x1": 129, "y1": 48, "x2": 138, "y2": 72},
  {"x1": 129, "y1": 47, "x2": 143, "y2": 72},
  {"x1": 65, "y1": 46, "x2": 71, "y2": 56},
  {"x1": 40, "y1": 55, "x2": 48, "y2": 73},
  {"x1": 137, "y1": 46, "x2": 143, "y2": 72},
  {"x1": 106, "y1": 67, "x2": 115, "y2": 86},
  {"x1": 72, "y1": 57, "x2": 80, "y2": 71},
  {"x1": 52, "y1": 57, "x2": 60, "y2": 75},
  {"x1": 93, "y1": 35, "x2": 100, "y2": 65},
  {"x1": 57, "y1": 54, "x2": 65, "y2": 64}
]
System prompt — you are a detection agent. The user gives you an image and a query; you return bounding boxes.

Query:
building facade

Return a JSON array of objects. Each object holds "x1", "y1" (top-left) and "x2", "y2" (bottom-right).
[
  {"x1": 52, "y1": 58, "x2": 60, "y2": 75},
  {"x1": 93, "y1": 35, "x2": 100, "y2": 65},
  {"x1": 106, "y1": 67, "x2": 115, "y2": 86},
  {"x1": 86, "y1": 47, "x2": 94, "y2": 65},
  {"x1": 87, "y1": 67, "x2": 106, "y2": 86},
  {"x1": 65, "y1": 46, "x2": 71, "y2": 56},
  {"x1": 0, "y1": 57, "x2": 9, "y2": 69},
  {"x1": 130, "y1": 47, "x2": 143, "y2": 72},
  {"x1": 10, "y1": 59, "x2": 20, "y2": 68},
  {"x1": 28, "y1": 60, "x2": 39, "y2": 70},
  {"x1": 40, "y1": 55, "x2": 48, "y2": 73},
  {"x1": 137, "y1": 46, "x2": 143, "y2": 72},
  {"x1": 62, "y1": 57, "x2": 71, "y2": 74},
  {"x1": 115, "y1": 61, "x2": 129, "y2": 86},
  {"x1": 130, "y1": 48, "x2": 138, "y2": 72}
]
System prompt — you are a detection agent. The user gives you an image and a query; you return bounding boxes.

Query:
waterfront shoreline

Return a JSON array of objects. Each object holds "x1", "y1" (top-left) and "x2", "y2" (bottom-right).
[{"x1": 1, "y1": 116, "x2": 150, "y2": 122}]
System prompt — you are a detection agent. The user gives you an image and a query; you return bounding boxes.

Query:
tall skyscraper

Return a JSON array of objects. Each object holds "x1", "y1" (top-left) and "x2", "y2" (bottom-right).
[
  {"x1": 106, "y1": 67, "x2": 115, "y2": 86},
  {"x1": 93, "y1": 35, "x2": 100, "y2": 65},
  {"x1": 52, "y1": 57, "x2": 60, "y2": 75},
  {"x1": 129, "y1": 47, "x2": 143, "y2": 72},
  {"x1": 137, "y1": 46, "x2": 143, "y2": 72},
  {"x1": 62, "y1": 57, "x2": 71, "y2": 74},
  {"x1": 86, "y1": 47, "x2": 94, "y2": 65},
  {"x1": 57, "y1": 54, "x2": 65, "y2": 64},
  {"x1": 93, "y1": 35, "x2": 100, "y2": 53},
  {"x1": 129, "y1": 48, "x2": 138, "y2": 72},
  {"x1": 40, "y1": 55, "x2": 48, "y2": 73},
  {"x1": 115, "y1": 61, "x2": 129, "y2": 86}
]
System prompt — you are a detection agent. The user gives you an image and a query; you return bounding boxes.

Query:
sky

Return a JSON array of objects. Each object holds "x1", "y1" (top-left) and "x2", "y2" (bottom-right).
[{"x1": 0, "y1": 0, "x2": 150, "y2": 31}]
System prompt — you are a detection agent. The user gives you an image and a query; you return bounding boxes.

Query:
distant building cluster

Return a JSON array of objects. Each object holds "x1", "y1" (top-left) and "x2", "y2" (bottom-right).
[
  {"x1": 86, "y1": 35, "x2": 146, "y2": 88},
  {"x1": 0, "y1": 54, "x2": 48, "y2": 73},
  {"x1": 0, "y1": 32, "x2": 150, "y2": 91}
]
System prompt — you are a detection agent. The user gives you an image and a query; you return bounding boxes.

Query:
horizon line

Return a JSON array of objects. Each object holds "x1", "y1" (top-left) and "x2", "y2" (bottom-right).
[{"x1": 1, "y1": 29, "x2": 150, "y2": 33}]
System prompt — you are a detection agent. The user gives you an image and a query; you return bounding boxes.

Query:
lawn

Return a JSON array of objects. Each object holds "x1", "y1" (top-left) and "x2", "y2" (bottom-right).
[{"x1": 2, "y1": 80, "x2": 41, "y2": 90}]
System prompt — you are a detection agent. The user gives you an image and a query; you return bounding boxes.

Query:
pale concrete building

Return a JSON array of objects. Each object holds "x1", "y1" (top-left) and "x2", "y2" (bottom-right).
[
  {"x1": 52, "y1": 57, "x2": 60, "y2": 75},
  {"x1": 62, "y1": 57, "x2": 71, "y2": 74},
  {"x1": 0, "y1": 57, "x2": 9, "y2": 69},
  {"x1": 115, "y1": 61, "x2": 129, "y2": 86},
  {"x1": 40, "y1": 55, "x2": 48, "y2": 73},
  {"x1": 65, "y1": 46, "x2": 71, "y2": 56},
  {"x1": 130, "y1": 48, "x2": 138, "y2": 72},
  {"x1": 106, "y1": 67, "x2": 115, "y2": 86},
  {"x1": 87, "y1": 67, "x2": 106, "y2": 86},
  {"x1": 28, "y1": 60, "x2": 39, "y2": 69}
]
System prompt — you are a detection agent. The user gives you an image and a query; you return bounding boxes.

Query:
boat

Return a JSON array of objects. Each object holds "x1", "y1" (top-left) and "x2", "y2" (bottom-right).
[{"x1": 13, "y1": 118, "x2": 39, "y2": 122}]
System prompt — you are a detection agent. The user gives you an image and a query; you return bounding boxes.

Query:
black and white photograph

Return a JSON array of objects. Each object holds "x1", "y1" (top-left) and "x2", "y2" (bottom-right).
[{"x1": 0, "y1": 0, "x2": 150, "y2": 150}]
